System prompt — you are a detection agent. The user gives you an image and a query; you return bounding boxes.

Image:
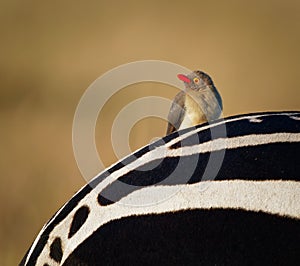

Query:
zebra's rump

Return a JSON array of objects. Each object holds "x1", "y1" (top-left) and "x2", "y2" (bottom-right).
[{"x1": 20, "y1": 111, "x2": 300, "y2": 266}]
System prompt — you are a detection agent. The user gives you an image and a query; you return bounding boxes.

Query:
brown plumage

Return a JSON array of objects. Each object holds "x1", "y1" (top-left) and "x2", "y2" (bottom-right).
[{"x1": 166, "y1": 70, "x2": 222, "y2": 135}]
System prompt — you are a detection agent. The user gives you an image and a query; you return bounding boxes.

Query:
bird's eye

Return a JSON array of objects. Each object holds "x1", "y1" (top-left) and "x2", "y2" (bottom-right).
[{"x1": 193, "y1": 78, "x2": 200, "y2": 84}]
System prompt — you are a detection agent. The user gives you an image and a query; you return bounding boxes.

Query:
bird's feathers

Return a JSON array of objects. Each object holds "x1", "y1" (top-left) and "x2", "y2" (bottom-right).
[
  {"x1": 166, "y1": 91, "x2": 186, "y2": 135},
  {"x1": 166, "y1": 70, "x2": 223, "y2": 135}
]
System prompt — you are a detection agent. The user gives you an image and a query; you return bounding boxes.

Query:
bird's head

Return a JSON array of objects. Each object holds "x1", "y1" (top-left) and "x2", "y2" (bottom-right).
[{"x1": 177, "y1": 70, "x2": 214, "y2": 92}]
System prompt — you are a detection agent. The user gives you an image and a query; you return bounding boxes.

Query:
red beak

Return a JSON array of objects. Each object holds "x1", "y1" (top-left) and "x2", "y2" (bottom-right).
[{"x1": 177, "y1": 74, "x2": 191, "y2": 83}]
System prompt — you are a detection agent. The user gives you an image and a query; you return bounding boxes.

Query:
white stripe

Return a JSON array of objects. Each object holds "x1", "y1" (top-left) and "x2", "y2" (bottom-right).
[
  {"x1": 167, "y1": 133, "x2": 300, "y2": 157},
  {"x1": 57, "y1": 180, "x2": 300, "y2": 264}
]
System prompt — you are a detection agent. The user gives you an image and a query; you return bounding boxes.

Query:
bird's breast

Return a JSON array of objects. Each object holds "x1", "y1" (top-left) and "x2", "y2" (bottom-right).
[{"x1": 178, "y1": 95, "x2": 206, "y2": 130}]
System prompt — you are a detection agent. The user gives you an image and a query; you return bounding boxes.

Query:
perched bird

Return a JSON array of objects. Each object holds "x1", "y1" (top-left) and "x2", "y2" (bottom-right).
[{"x1": 166, "y1": 70, "x2": 223, "y2": 135}]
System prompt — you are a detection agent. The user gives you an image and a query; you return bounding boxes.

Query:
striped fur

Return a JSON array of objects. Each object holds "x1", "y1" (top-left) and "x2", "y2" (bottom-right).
[{"x1": 20, "y1": 111, "x2": 300, "y2": 265}]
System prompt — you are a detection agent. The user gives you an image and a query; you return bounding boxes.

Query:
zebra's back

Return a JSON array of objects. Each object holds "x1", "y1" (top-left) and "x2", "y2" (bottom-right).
[{"x1": 21, "y1": 111, "x2": 300, "y2": 265}]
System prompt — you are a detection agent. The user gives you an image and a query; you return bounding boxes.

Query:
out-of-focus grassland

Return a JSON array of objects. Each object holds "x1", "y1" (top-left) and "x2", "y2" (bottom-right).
[{"x1": 0, "y1": 0, "x2": 299, "y2": 265}]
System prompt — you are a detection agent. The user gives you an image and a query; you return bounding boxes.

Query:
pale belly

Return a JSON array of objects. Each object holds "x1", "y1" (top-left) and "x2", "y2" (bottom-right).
[
  {"x1": 178, "y1": 109, "x2": 206, "y2": 130},
  {"x1": 178, "y1": 96, "x2": 207, "y2": 130}
]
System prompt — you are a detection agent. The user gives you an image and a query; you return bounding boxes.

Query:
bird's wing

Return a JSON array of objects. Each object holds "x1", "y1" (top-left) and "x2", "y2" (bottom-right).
[{"x1": 166, "y1": 91, "x2": 186, "y2": 135}]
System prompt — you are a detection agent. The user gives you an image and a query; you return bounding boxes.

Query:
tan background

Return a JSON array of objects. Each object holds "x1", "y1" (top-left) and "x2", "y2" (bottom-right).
[{"x1": 0, "y1": 0, "x2": 299, "y2": 265}]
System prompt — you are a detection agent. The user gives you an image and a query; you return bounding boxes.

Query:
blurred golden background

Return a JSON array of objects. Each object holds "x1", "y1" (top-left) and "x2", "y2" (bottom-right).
[{"x1": 0, "y1": 0, "x2": 299, "y2": 264}]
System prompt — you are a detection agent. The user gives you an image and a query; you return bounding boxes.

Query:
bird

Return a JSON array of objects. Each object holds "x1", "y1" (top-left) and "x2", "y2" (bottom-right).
[{"x1": 166, "y1": 70, "x2": 223, "y2": 135}]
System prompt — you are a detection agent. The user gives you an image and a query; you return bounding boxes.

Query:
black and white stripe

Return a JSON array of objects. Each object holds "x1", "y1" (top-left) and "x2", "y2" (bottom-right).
[{"x1": 20, "y1": 111, "x2": 300, "y2": 265}]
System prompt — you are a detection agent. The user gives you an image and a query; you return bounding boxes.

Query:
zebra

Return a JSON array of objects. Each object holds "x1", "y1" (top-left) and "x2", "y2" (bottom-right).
[{"x1": 20, "y1": 111, "x2": 300, "y2": 265}]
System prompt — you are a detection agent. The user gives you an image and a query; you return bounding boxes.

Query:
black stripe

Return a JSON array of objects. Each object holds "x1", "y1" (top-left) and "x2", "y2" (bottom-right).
[
  {"x1": 63, "y1": 209, "x2": 300, "y2": 265},
  {"x1": 68, "y1": 206, "x2": 90, "y2": 238},
  {"x1": 98, "y1": 142, "x2": 300, "y2": 205},
  {"x1": 49, "y1": 237, "x2": 63, "y2": 263},
  {"x1": 170, "y1": 112, "x2": 300, "y2": 149}
]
